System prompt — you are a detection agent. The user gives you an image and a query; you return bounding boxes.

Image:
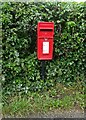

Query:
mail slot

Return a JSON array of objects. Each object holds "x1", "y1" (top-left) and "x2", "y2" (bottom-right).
[{"x1": 37, "y1": 22, "x2": 54, "y2": 60}]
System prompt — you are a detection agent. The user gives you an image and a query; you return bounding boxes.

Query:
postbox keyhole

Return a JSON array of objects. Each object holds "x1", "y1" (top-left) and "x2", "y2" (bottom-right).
[{"x1": 44, "y1": 38, "x2": 48, "y2": 41}]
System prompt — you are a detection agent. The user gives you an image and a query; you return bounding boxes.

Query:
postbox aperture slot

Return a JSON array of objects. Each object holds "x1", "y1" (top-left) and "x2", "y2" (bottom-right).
[{"x1": 40, "y1": 29, "x2": 52, "y2": 31}]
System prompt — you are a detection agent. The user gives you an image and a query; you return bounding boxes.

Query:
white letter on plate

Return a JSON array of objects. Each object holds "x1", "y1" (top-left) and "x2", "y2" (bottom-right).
[{"x1": 43, "y1": 42, "x2": 49, "y2": 54}]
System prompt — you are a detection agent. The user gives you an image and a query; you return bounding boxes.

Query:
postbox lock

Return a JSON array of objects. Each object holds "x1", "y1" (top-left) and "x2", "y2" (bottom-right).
[{"x1": 44, "y1": 38, "x2": 48, "y2": 41}]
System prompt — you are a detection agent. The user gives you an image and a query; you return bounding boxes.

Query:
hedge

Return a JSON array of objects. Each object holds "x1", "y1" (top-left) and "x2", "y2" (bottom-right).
[{"x1": 2, "y1": 2, "x2": 85, "y2": 94}]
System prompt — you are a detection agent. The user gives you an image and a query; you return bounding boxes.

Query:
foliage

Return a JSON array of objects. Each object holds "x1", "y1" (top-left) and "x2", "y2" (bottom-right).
[{"x1": 2, "y1": 2, "x2": 85, "y2": 94}]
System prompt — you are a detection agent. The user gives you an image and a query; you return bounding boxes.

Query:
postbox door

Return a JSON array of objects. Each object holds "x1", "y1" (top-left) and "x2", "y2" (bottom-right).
[{"x1": 37, "y1": 38, "x2": 53, "y2": 60}]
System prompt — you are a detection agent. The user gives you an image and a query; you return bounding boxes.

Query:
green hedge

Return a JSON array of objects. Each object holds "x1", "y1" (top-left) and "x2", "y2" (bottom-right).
[{"x1": 2, "y1": 2, "x2": 85, "y2": 94}]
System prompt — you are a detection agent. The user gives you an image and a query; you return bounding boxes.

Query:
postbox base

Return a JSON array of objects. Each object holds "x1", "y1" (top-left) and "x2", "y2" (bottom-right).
[{"x1": 38, "y1": 57, "x2": 53, "y2": 60}]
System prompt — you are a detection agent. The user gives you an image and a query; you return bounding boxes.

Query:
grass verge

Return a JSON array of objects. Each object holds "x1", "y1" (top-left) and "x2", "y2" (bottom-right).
[{"x1": 2, "y1": 81, "x2": 85, "y2": 117}]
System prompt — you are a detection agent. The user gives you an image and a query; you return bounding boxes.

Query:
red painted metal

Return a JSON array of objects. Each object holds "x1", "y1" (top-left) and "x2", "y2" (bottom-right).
[{"x1": 37, "y1": 22, "x2": 54, "y2": 60}]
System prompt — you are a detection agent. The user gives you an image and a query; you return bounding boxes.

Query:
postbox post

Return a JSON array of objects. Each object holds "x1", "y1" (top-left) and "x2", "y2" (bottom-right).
[{"x1": 41, "y1": 60, "x2": 45, "y2": 80}]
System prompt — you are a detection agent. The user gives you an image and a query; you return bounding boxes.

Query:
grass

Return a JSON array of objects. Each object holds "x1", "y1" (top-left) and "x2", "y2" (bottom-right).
[{"x1": 2, "y1": 81, "x2": 85, "y2": 117}]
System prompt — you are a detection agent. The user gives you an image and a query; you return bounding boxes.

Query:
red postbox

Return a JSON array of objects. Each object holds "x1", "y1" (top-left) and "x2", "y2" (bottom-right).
[{"x1": 37, "y1": 22, "x2": 54, "y2": 60}]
